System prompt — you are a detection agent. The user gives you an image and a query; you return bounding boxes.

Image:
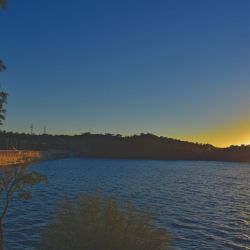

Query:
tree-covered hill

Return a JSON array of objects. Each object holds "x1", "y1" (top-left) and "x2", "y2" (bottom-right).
[{"x1": 1, "y1": 131, "x2": 250, "y2": 162}]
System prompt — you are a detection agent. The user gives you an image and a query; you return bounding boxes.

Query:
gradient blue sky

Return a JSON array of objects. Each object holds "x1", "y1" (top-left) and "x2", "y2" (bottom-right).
[{"x1": 1, "y1": 0, "x2": 250, "y2": 146}]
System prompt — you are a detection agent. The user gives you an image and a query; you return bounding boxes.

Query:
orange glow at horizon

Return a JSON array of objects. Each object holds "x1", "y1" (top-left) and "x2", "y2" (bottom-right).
[{"x1": 175, "y1": 116, "x2": 250, "y2": 148}]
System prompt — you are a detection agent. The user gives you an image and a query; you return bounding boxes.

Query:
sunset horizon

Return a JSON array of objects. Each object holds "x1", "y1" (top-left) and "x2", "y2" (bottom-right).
[
  {"x1": 1, "y1": 1, "x2": 250, "y2": 249},
  {"x1": 1, "y1": 0, "x2": 250, "y2": 150}
]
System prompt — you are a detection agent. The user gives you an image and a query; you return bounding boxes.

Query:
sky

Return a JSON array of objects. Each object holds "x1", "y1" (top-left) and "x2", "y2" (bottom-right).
[{"x1": 0, "y1": 0, "x2": 250, "y2": 147}]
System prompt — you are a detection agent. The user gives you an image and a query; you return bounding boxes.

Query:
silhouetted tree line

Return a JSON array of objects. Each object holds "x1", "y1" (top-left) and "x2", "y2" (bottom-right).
[{"x1": 1, "y1": 131, "x2": 250, "y2": 162}]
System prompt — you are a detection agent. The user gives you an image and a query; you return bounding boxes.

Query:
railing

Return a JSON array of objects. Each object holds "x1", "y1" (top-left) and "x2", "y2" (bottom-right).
[{"x1": 0, "y1": 150, "x2": 41, "y2": 166}]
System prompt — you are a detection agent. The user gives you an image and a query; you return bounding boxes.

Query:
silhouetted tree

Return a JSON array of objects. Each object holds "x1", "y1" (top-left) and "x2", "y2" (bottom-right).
[
  {"x1": 0, "y1": 3, "x2": 8, "y2": 126},
  {"x1": 0, "y1": 61, "x2": 6, "y2": 72},
  {"x1": 0, "y1": 0, "x2": 7, "y2": 9},
  {"x1": 0, "y1": 160, "x2": 47, "y2": 250},
  {"x1": 0, "y1": 93, "x2": 7, "y2": 126}
]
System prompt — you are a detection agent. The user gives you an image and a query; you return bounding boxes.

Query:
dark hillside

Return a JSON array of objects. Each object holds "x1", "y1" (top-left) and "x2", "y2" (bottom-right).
[{"x1": 1, "y1": 131, "x2": 250, "y2": 162}]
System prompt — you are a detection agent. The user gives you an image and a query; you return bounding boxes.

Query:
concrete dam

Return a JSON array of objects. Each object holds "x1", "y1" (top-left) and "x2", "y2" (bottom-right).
[{"x1": 0, "y1": 150, "x2": 41, "y2": 166}]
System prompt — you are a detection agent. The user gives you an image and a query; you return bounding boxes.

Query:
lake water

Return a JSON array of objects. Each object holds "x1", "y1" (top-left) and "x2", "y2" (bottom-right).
[{"x1": 5, "y1": 158, "x2": 250, "y2": 250}]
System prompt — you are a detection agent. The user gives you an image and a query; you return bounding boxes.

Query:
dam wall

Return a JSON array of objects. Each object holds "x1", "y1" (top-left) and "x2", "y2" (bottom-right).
[{"x1": 0, "y1": 150, "x2": 41, "y2": 166}]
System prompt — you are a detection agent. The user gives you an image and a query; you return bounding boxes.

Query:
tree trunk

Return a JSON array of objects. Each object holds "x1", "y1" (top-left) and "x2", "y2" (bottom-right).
[{"x1": 0, "y1": 219, "x2": 3, "y2": 250}]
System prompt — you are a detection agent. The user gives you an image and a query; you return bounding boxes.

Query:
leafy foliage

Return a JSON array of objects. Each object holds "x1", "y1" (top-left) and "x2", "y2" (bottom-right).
[
  {"x1": 0, "y1": 161, "x2": 48, "y2": 219},
  {"x1": 42, "y1": 193, "x2": 171, "y2": 250},
  {"x1": 0, "y1": 5, "x2": 8, "y2": 127},
  {"x1": 0, "y1": 59, "x2": 8, "y2": 126},
  {"x1": 0, "y1": 92, "x2": 7, "y2": 126},
  {"x1": 0, "y1": 0, "x2": 7, "y2": 8},
  {"x1": 0, "y1": 61, "x2": 6, "y2": 72},
  {"x1": 0, "y1": 160, "x2": 47, "y2": 249}
]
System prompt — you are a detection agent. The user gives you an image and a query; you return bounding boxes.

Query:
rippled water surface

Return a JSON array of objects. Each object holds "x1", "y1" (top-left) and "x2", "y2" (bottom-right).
[{"x1": 5, "y1": 158, "x2": 250, "y2": 249}]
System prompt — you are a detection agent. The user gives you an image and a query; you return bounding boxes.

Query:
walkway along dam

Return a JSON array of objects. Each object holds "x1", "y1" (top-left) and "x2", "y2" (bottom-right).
[{"x1": 0, "y1": 150, "x2": 41, "y2": 166}]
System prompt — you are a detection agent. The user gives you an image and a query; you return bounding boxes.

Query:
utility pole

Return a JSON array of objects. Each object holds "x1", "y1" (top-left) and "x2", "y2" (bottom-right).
[
  {"x1": 43, "y1": 126, "x2": 46, "y2": 135},
  {"x1": 30, "y1": 124, "x2": 34, "y2": 135}
]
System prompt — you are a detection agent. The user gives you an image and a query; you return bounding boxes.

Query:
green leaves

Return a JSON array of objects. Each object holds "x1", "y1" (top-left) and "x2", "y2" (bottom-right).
[
  {"x1": 18, "y1": 192, "x2": 32, "y2": 200},
  {"x1": 0, "y1": 164, "x2": 48, "y2": 219},
  {"x1": 0, "y1": 162, "x2": 47, "y2": 250},
  {"x1": 42, "y1": 193, "x2": 171, "y2": 250},
  {"x1": 17, "y1": 170, "x2": 48, "y2": 187}
]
